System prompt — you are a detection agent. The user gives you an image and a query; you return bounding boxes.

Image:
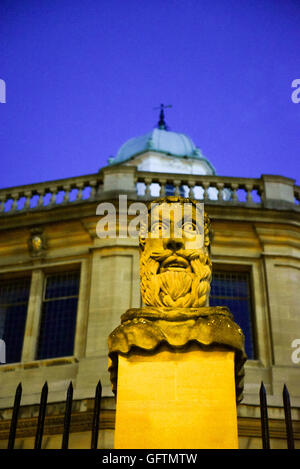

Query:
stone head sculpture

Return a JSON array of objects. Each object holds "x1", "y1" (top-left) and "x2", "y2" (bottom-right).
[
  {"x1": 139, "y1": 196, "x2": 212, "y2": 308},
  {"x1": 108, "y1": 196, "x2": 246, "y2": 402}
]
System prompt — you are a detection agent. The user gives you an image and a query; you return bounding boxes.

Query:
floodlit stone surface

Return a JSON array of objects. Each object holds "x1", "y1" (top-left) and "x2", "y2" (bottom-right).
[{"x1": 114, "y1": 347, "x2": 238, "y2": 449}]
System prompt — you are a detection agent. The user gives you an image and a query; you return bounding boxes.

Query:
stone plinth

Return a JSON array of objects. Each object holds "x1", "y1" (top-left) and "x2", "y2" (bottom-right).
[
  {"x1": 114, "y1": 345, "x2": 238, "y2": 449},
  {"x1": 108, "y1": 306, "x2": 246, "y2": 449}
]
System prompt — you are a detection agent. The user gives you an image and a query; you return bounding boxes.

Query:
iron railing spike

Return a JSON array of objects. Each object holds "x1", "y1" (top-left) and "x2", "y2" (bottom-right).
[
  {"x1": 34, "y1": 379, "x2": 48, "y2": 449},
  {"x1": 283, "y1": 383, "x2": 294, "y2": 449},
  {"x1": 91, "y1": 379, "x2": 102, "y2": 449},
  {"x1": 7, "y1": 382, "x2": 22, "y2": 449},
  {"x1": 61, "y1": 381, "x2": 73, "y2": 450},
  {"x1": 259, "y1": 381, "x2": 270, "y2": 449}
]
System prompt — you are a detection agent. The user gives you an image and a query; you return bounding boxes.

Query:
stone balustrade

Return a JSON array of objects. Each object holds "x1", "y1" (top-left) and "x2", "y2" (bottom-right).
[
  {"x1": 136, "y1": 171, "x2": 265, "y2": 204},
  {"x1": 0, "y1": 166, "x2": 299, "y2": 216},
  {"x1": 0, "y1": 174, "x2": 102, "y2": 215}
]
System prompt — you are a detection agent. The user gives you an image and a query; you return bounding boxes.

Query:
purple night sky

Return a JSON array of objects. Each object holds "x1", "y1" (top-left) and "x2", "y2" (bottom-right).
[{"x1": 0, "y1": 0, "x2": 299, "y2": 189}]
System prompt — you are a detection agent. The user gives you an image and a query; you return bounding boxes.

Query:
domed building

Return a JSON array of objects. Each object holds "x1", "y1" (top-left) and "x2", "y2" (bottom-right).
[
  {"x1": 0, "y1": 109, "x2": 299, "y2": 449},
  {"x1": 108, "y1": 107, "x2": 216, "y2": 176}
]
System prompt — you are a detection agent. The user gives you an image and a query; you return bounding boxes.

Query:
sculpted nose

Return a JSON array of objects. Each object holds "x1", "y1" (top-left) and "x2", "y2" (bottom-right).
[{"x1": 165, "y1": 239, "x2": 184, "y2": 252}]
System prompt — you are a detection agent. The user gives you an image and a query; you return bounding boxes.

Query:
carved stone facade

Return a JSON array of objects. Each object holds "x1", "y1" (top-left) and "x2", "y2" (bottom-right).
[{"x1": 0, "y1": 166, "x2": 299, "y2": 449}]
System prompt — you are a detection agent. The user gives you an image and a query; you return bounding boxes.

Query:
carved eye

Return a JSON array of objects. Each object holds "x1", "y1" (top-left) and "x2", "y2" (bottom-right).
[
  {"x1": 182, "y1": 221, "x2": 198, "y2": 235},
  {"x1": 182, "y1": 222, "x2": 195, "y2": 232},
  {"x1": 151, "y1": 222, "x2": 162, "y2": 234},
  {"x1": 150, "y1": 221, "x2": 169, "y2": 236}
]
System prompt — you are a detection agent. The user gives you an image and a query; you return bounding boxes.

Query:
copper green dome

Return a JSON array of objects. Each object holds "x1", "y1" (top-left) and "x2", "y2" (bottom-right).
[{"x1": 108, "y1": 127, "x2": 216, "y2": 174}]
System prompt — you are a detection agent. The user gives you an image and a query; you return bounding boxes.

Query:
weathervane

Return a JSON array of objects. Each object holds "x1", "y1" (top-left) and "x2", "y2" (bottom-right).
[{"x1": 154, "y1": 103, "x2": 172, "y2": 130}]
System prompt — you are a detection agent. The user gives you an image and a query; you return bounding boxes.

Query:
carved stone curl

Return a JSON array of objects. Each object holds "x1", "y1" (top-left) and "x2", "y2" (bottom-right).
[
  {"x1": 108, "y1": 197, "x2": 247, "y2": 402},
  {"x1": 108, "y1": 306, "x2": 246, "y2": 402}
]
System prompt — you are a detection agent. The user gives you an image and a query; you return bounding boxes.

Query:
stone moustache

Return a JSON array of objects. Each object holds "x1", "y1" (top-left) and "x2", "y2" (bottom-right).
[{"x1": 108, "y1": 196, "x2": 247, "y2": 402}]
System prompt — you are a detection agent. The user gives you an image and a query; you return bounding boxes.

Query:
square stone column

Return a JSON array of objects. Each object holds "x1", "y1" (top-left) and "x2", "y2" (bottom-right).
[{"x1": 114, "y1": 345, "x2": 238, "y2": 449}]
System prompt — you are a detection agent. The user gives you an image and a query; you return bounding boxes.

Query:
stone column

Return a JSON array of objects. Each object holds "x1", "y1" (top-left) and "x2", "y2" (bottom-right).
[
  {"x1": 21, "y1": 269, "x2": 44, "y2": 362},
  {"x1": 109, "y1": 308, "x2": 245, "y2": 449},
  {"x1": 115, "y1": 347, "x2": 238, "y2": 449}
]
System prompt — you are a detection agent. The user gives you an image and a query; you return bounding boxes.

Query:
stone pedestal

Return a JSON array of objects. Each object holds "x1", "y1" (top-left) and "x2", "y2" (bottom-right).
[
  {"x1": 114, "y1": 345, "x2": 238, "y2": 449},
  {"x1": 108, "y1": 306, "x2": 246, "y2": 449}
]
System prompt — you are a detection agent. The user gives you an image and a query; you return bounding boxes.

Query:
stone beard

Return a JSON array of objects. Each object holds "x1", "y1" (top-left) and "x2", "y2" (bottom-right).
[
  {"x1": 140, "y1": 248, "x2": 212, "y2": 307},
  {"x1": 139, "y1": 200, "x2": 212, "y2": 308}
]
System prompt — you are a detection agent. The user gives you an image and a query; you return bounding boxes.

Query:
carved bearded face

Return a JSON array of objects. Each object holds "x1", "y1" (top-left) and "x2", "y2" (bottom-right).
[{"x1": 140, "y1": 199, "x2": 212, "y2": 308}]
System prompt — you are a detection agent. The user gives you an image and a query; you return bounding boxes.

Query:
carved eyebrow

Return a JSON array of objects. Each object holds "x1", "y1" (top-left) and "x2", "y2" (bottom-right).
[
  {"x1": 151, "y1": 219, "x2": 170, "y2": 227},
  {"x1": 149, "y1": 217, "x2": 170, "y2": 230},
  {"x1": 176, "y1": 216, "x2": 198, "y2": 226},
  {"x1": 150, "y1": 211, "x2": 171, "y2": 222}
]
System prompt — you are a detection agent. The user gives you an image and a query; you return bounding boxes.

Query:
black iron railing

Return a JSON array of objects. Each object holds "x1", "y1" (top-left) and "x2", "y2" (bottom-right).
[
  {"x1": 7, "y1": 380, "x2": 102, "y2": 450},
  {"x1": 259, "y1": 382, "x2": 295, "y2": 450},
  {"x1": 5, "y1": 380, "x2": 296, "y2": 449}
]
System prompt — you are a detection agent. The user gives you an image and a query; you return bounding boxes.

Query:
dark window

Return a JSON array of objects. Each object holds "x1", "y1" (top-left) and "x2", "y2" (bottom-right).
[
  {"x1": 36, "y1": 270, "x2": 80, "y2": 360},
  {"x1": 0, "y1": 277, "x2": 31, "y2": 363},
  {"x1": 210, "y1": 269, "x2": 256, "y2": 359}
]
